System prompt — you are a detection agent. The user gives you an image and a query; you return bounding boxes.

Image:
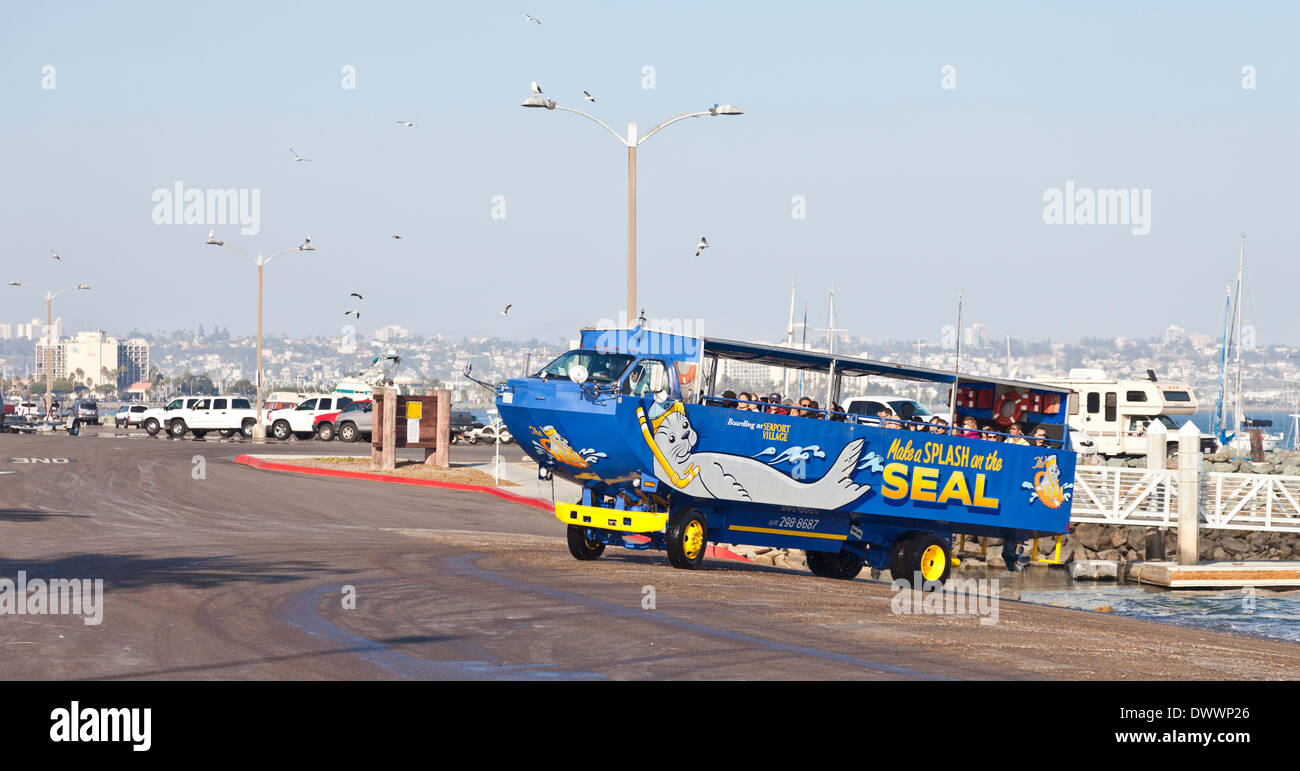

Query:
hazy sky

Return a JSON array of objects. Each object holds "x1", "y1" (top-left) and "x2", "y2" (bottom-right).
[{"x1": 2, "y1": 1, "x2": 1297, "y2": 347}]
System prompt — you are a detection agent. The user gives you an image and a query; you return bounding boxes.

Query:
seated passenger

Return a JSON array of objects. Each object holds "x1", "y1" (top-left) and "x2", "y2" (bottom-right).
[
  {"x1": 1032, "y1": 427, "x2": 1051, "y2": 447},
  {"x1": 768, "y1": 393, "x2": 789, "y2": 416},
  {"x1": 1006, "y1": 422, "x2": 1030, "y2": 445},
  {"x1": 807, "y1": 399, "x2": 823, "y2": 419},
  {"x1": 737, "y1": 392, "x2": 755, "y2": 411},
  {"x1": 829, "y1": 402, "x2": 846, "y2": 422},
  {"x1": 955, "y1": 416, "x2": 980, "y2": 438},
  {"x1": 981, "y1": 423, "x2": 1004, "y2": 442},
  {"x1": 879, "y1": 408, "x2": 902, "y2": 430},
  {"x1": 720, "y1": 389, "x2": 738, "y2": 409},
  {"x1": 929, "y1": 416, "x2": 949, "y2": 435}
]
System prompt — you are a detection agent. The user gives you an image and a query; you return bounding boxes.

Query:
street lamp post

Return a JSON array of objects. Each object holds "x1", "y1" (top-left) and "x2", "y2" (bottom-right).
[
  {"x1": 206, "y1": 234, "x2": 314, "y2": 442},
  {"x1": 7, "y1": 281, "x2": 91, "y2": 419},
  {"x1": 521, "y1": 97, "x2": 742, "y2": 320}
]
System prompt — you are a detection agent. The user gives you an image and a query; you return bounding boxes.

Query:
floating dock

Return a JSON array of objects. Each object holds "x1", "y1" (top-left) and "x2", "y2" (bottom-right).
[{"x1": 1127, "y1": 560, "x2": 1300, "y2": 588}]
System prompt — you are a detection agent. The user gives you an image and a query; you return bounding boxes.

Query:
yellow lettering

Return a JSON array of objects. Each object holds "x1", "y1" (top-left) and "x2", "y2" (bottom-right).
[
  {"x1": 887, "y1": 438, "x2": 904, "y2": 460},
  {"x1": 912, "y1": 466, "x2": 939, "y2": 502},
  {"x1": 937, "y1": 471, "x2": 972, "y2": 506},
  {"x1": 881, "y1": 463, "x2": 909, "y2": 500},
  {"x1": 972, "y1": 474, "x2": 1000, "y2": 508}
]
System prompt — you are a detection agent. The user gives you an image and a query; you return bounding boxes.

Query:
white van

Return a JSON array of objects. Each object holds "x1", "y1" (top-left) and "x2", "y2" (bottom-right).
[{"x1": 1035, "y1": 369, "x2": 1213, "y2": 456}]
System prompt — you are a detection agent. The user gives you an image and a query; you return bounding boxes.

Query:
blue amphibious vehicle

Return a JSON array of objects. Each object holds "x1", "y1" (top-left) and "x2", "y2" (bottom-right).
[{"x1": 496, "y1": 326, "x2": 1077, "y2": 584}]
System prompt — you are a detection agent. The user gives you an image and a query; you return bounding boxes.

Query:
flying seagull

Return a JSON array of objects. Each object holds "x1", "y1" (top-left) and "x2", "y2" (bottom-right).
[
  {"x1": 695, "y1": 236, "x2": 709, "y2": 257},
  {"x1": 501, "y1": 304, "x2": 512, "y2": 317},
  {"x1": 289, "y1": 148, "x2": 311, "y2": 162},
  {"x1": 345, "y1": 310, "x2": 360, "y2": 318},
  {"x1": 583, "y1": 90, "x2": 596, "y2": 102},
  {"x1": 302, "y1": 236, "x2": 312, "y2": 249},
  {"x1": 350, "y1": 292, "x2": 363, "y2": 300},
  {"x1": 530, "y1": 81, "x2": 543, "y2": 94},
  {"x1": 396, "y1": 120, "x2": 418, "y2": 127},
  {"x1": 523, "y1": 13, "x2": 541, "y2": 24},
  {"x1": 391, "y1": 235, "x2": 402, "y2": 239},
  {"x1": 50, "y1": 250, "x2": 61, "y2": 261}
]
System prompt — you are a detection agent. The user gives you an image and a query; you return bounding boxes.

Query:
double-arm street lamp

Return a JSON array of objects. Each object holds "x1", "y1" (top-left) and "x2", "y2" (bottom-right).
[
  {"x1": 7, "y1": 281, "x2": 91, "y2": 417},
  {"x1": 521, "y1": 97, "x2": 743, "y2": 320},
  {"x1": 206, "y1": 233, "x2": 314, "y2": 442}
]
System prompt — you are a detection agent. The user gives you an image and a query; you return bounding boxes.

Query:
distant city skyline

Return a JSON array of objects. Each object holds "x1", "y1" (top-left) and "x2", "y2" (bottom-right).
[{"x1": 3, "y1": 2, "x2": 1297, "y2": 345}]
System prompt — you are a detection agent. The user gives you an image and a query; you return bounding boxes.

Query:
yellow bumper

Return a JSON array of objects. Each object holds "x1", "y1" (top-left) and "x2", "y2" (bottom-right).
[{"x1": 555, "y1": 503, "x2": 668, "y2": 533}]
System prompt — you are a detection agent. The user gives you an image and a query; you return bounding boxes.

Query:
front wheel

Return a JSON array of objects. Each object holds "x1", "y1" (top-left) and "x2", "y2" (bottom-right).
[
  {"x1": 806, "y1": 549, "x2": 865, "y2": 580},
  {"x1": 218, "y1": 429, "x2": 236, "y2": 438},
  {"x1": 271, "y1": 420, "x2": 291, "y2": 441},
  {"x1": 240, "y1": 419, "x2": 255, "y2": 438},
  {"x1": 566, "y1": 525, "x2": 606, "y2": 560},
  {"x1": 895, "y1": 534, "x2": 952, "y2": 586},
  {"x1": 168, "y1": 419, "x2": 187, "y2": 438},
  {"x1": 144, "y1": 417, "x2": 160, "y2": 436},
  {"x1": 318, "y1": 422, "x2": 335, "y2": 441},
  {"x1": 666, "y1": 509, "x2": 708, "y2": 569}
]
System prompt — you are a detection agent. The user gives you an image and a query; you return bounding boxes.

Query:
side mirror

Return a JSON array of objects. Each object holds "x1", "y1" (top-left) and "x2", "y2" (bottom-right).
[{"x1": 568, "y1": 365, "x2": 588, "y2": 385}]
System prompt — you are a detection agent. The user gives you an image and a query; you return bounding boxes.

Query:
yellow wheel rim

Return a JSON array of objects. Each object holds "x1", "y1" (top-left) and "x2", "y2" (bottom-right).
[
  {"x1": 920, "y1": 544, "x2": 947, "y2": 581},
  {"x1": 683, "y1": 520, "x2": 705, "y2": 560}
]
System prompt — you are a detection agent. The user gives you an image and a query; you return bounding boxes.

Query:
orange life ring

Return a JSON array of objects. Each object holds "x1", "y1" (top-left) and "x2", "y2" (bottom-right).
[{"x1": 992, "y1": 391, "x2": 1023, "y2": 427}]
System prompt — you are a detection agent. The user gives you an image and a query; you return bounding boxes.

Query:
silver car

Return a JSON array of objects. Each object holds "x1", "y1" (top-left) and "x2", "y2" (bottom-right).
[{"x1": 334, "y1": 400, "x2": 373, "y2": 442}]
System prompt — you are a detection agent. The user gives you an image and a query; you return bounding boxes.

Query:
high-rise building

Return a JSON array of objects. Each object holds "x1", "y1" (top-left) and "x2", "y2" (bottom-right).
[
  {"x1": 118, "y1": 338, "x2": 150, "y2": 389},
  {"x1": 64, "y1": 331, "x2": 118, "y2": 386},
  {"x1": 0, "y1": 323, "x2": 10, "y2": 340}
]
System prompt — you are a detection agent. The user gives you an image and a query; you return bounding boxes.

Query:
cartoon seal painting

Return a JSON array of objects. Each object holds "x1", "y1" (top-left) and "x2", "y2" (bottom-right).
[{"x1": 638, "y1": 401, "x2": 871, "y2": 509}]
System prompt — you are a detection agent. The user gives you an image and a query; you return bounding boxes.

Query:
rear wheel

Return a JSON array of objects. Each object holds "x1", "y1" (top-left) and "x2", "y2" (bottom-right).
[
  {"x1": 218, "y1": 429, "x2": 236, "y2": 438},
  {"x1": 899, "y1": 534, "x2": 952, "y2": 586},
  {"x1": 271, "y1": 420, "x2": 291, "y2": 441},
  {"x1": 240, "y1": 419, "x2": 255, "y2": 438},
  {"x1": 806, "y1": 548, "x2": 865, "y2": 580},
  {"x1": 666, "y1": 509, "x2": 708, "y2": 569},
  {"x1": 168, "y1": 419, "x2": 187, "y2": 438},
  {"x1": 339, "y1": 422, "x2": 358, "y2": 442},
  {"x1": 566, "y1": 525, "x2": 606, "y2": 560},
  {"x1": 191, "y1": 430, "x2": 208, "y2": 439},
  {"x1": 294, "y1": 431, "x2": 314, "y2": 441}
]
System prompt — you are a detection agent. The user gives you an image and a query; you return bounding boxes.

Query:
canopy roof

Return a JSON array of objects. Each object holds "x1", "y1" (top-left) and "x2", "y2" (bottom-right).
[{"x1": 701, "y1": 337, "x2": 1072, "y2": 395}]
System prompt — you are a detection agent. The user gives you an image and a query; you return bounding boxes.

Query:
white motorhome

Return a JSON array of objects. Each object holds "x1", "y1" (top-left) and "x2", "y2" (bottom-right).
[{"x1": 1035, "y1": 369, "x2": 1214, "y2": 456}]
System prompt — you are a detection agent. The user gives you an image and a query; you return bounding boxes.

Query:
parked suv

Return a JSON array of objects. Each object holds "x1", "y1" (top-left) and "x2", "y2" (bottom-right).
[
  {"x1": 142, "y1": 398, "x2": 201, "y2": 436},
  {"x1": 842, "y1": 396, "x2": 938, "y2": 426},
  {"x1": 163, "y1": 397, "x2": 259, "y2": 439},
  {"x1": 334, "y1": 400, "x2": 373, "y2": 442},
  {"x1": 115, "y1": 404, "x2": 149, "y2": 428},
  {"x1": 71, "y1": 399, "x2": 100, "y2": 425}
]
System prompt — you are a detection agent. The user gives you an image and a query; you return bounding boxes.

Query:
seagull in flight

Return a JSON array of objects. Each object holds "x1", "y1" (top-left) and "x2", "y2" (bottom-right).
[
  {"x1": 391, "y1": 235, "x2": 402, "y2": 239},
  {"x1": 501, "y1": 304, "x2": 512, "y2": 317},
  {"x1": 50, "y1": 250, "x2": 61, "y2": 261},
  {"x1": 289, "y1": 148, "x2": 311, "y2": 162},
  {"x1": 695, "y1": 236, "x2": 710, "y2": 257},
  {"x1": 583, "y1": 90, "x2": 596, "y2": 102},
  {"x1": 530, "y1": 81, "x2": 543, "y2": 95},
  {"x1": 396, "y1": 120, "x2": 418, "y2": 128},
  {"x1": 523, "y1": 12, "x2": 541, "y2": 24},
  {"x1": 344, "y1": 310, "x2": 360, "y2": 318},
  {"x1": 350, "y1": 292, "x2": 364, "y2": 300}
]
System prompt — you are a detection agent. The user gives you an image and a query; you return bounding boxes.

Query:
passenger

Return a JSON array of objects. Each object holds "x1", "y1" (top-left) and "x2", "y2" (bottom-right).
[
  {"x1": 737, "y1": 392, "x2": 754, "y2": 411},
  {"x1": 768, "y1": 393, "x2": 789, "y2": 416},
  {"x1": 928, "y1": 416, "x2": 948, "y2": 435},
  {"x1": 807, "y1": 399, "x2": 823, "y2": 419},
  {"x1": 955, "y1": 415, "x2": 980, "y2": 438},
  {"x1": 879, "y1": 408, "x2": 902, "y2": 430},
  {"x1": 721, "y1": 389, "x2": 738, "y2": 408},
  {"x1": 981, "y1": 423, "x2": 1004, "y2": 442},
  {"x1": 793, "y1": 396, "x2": 811, "y2": 418},
  {"x1": 1006, "y1": 423, "x2": 1031, "y2": 445},
  {"x1": 829, "y1": 402, "x2": 846, "y2": 422},
  {"x1": 1032, "y1": 427, "x2": 1050, "y2": 447}
]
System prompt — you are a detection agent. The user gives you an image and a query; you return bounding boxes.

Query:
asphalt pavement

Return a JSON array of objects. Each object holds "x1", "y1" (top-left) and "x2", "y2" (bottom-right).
[{"x1": 3, "y1": 432, "x2": 1300, "y2": 680}]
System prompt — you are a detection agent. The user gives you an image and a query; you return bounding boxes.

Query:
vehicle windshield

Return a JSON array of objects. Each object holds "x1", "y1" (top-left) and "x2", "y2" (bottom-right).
[
  {"x1": 536, "y1": 351, "x2": 634, "y2": 384},
  {"x1": 892, "y1": 401, "x2": 933, "y2": 419}
]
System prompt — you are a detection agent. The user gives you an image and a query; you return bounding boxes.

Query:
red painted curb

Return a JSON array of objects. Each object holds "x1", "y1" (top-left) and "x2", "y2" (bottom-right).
[
  {"x1": 233, "y1": 455, "x2": 552, "y2": 512},
  {"x1": 232, "y1": 455, "x2": 750, "y2": 562}
]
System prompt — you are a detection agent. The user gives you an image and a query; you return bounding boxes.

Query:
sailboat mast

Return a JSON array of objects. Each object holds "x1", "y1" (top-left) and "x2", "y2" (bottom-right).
[{"x1": 1233, "y1": 235, "x2": 1245, "y2": 434}]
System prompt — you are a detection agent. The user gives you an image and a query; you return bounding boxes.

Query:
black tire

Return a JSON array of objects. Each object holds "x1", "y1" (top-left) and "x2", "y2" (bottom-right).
[
  {"x1": 566, "y1": 525, "x2": 606, "y2": 560},
  {"x1": 191, "y1": 430, "x2": 208, "y2": 439},
  {"x1": 903, "y1": 534, "x2": 952, "y2": 586},
  {"x1": 68, "y1": 419, "x2": 81, "y2": 436},
  {"x1": 318, "y1": 422, "x2": 335, "y2": 441},
  {"x1": 806, "y1": 548, "x2": 865, "y2": 580},
  {"x1": 666, "y1": 508, "x2": 709, "y2": 569},
  {"x1": 144, "y1": 417, "x2": 160, "y2": 436},
  {"x1": 168, "y1": 419, "x2": 187, "y2": 438},
  {"x1": 271, "y1": 420, "x2": 291, "y2": 441},
  {"x1": 294, "y1": 431, "x2": 314, "y2": 441},
  {"x1": 339, "y1": 422, "x2": 358, "y2": 442},
  {"x1": 889, "y1": 532, "x2": 919, "y2": 582},
  {"x1": 218, "y1": 430, "x2": 236, "y2": 438},
  {"x1": 240, "y1": 419, "x2": 255, "y2": 438}
]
